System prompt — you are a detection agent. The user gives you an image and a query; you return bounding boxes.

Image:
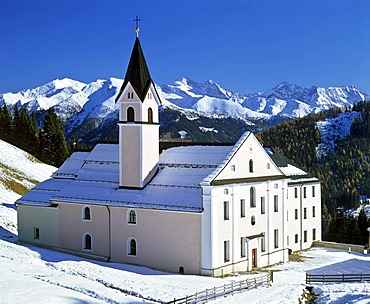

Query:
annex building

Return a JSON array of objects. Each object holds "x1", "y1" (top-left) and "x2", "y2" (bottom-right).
[{"x1": 17, "y1": 30, "x2": 321, "y2": 276}]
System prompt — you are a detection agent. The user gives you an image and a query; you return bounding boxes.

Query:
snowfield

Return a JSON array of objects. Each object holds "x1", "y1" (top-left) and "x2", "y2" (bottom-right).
[{"x1": 2, "y1": 198, "x2": 370, "y2": 303}]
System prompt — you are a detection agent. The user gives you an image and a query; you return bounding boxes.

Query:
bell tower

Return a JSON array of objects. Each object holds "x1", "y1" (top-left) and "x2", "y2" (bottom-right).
[{"x1": 115, "y1": 21, "x2": 161, "y2": 189}]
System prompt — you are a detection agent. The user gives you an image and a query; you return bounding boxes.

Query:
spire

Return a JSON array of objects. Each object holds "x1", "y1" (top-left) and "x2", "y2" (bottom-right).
[{"x1": 115, "y1": 36, "x2": 153, "y2": 102}]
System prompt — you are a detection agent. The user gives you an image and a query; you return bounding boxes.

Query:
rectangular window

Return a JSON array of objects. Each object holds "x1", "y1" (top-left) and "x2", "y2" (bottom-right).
[
  {"x1": 313, "y1": 228, "x2": 316, "y2": 241},
  {"x1": 274, "y1": 195, "x2": 278, "y2": 212},
  {"x1": 304, "y1": 230, "x2": 307, "y2": 242},
  {"x1": 303, "y1": 187, "x2": 307, "y2": 198},
  {"x1": 287, "y1": 235, "x2": 289, "y2": 246},
  {"x1": 304, "y1": 207, "x2": 307, "y2": 219},
  {"x1": 224, "y1": 240, "x2": 230, "y2": 262},
  {"x1": 287, "y1": 210, "x2": 289, "y2": 221},
  {"x1": 312, "y1": 206, "x2": 316, "y2": 217},
  {"x1": 312, "y1": 185, "x2": 315, "y2": 197},
  {"x1": 261, "y1": 197, "x2": 266, "y2": 214},
  {"x1": 241, "y1": 237, "x2": 246, "y2": 257},
  {"x1": 295, "y1": 234, "x2": 298, "y2": 243},
  {"x1": 294, "y1": 187, "x2": 298, "y2": 198},
  {"x1": 240, "y1": 199, "x2": 245, "y2": 218},
  {"x1": 274, "y1": 229, "x2": 279, "y2": 248},
  {"x1": 34, "y1": 227, "x2": 40, "y2": 239},
  {"x1": 295, "y1": 209, "x2": 298, "y2": 220},
  {"x1": 224, "y1": 201, "x2": 229, "y2": 220},
  {"x1": 261, "y1": 236, "x2": 266, "y2": 252}
]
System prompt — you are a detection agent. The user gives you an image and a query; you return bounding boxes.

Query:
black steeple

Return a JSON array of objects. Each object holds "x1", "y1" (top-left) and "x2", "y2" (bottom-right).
[{"x1": 115, "y1": 37, "x2": 153, "y2": 102}]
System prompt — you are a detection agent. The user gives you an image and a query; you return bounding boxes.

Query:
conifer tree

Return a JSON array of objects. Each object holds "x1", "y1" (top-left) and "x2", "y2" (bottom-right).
[
  {"x1": 40, "y1": 108, "x2": 69, "y2": 167},
  {"x1": 0, "y1": 104, "x2": 12, "y2": 141}
]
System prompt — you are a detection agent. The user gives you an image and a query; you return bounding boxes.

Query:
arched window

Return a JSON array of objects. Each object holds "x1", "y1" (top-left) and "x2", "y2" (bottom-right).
[
  {"x1": 83, "y1": 233, "x2": 92, "y2": 250},
  {"x1": 148, "y1": 108, "x2": 153, "y2": 123},
  {"x1": 249, "y1": 159, "x2": 254, "y2": 173},
  {"x1": 128, "y1": 238, "x2": 137, "y2": 256},
  {"x1": 250, "y1": 187, "x2": 256, "y2": 207},
  {"x1": 83, "y1": 206, "x2": 91, "y2": 221},
  {"x1": 127, "y1": 107, "x2": 135, "y2": 122},
  {"x1": 128, "y1": 209, "x2": 136, "y2": 224}
]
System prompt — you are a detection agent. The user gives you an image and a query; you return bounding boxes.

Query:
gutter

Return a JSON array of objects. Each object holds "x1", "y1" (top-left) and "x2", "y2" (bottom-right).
[{"x1": 105, "y1": 206, "x2": 112, "y2": 261}]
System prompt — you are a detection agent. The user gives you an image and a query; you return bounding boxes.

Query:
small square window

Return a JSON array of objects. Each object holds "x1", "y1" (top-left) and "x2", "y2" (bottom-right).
[{"x1": 34, "y1": 227, "x2": 40, "y2": 239}]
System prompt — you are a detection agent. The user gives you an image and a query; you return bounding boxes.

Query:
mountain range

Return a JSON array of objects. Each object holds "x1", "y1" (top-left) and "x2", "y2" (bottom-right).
[{"x1": 0, "y1": 77, "x2": 368, "y2": 143}]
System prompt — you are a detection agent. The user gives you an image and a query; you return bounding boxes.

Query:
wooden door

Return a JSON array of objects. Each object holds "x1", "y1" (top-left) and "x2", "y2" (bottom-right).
[{"x1": 252, "y1": 248, "x2": 257, "y2": 267}]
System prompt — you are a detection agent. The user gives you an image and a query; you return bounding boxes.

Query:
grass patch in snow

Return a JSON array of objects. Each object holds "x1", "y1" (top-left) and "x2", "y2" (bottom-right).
[{"x1": 0, "y1": 163, "x2": 39, "y2": 195}]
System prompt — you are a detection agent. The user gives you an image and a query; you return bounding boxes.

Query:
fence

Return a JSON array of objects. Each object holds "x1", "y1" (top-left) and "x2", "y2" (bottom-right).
[
  {"x1": 166, "y1": 273, "x2": 270, "y2": 304},
  {"x1": 306, "y1": 273, "x2": 370, "y2": 284}
]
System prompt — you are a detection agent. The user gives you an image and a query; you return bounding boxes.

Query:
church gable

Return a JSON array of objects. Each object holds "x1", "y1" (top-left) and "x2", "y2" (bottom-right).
[{"x1": 208, "y1": 132, "x2": 284, "y2": 185}]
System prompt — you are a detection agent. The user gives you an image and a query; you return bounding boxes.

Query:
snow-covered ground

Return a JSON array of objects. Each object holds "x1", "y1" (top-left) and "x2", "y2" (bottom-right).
[{"x1": 1, "y1": 198, "x2": 370, "y2": 303}]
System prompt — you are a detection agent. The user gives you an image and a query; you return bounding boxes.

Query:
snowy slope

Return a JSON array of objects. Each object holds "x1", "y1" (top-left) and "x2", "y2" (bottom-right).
[
  {"x1": 0, "y1": 139, "x2": 56, "y2": 204},
  {"x1": 316, "y1": 111, "x2": 361, "y2": 157}
]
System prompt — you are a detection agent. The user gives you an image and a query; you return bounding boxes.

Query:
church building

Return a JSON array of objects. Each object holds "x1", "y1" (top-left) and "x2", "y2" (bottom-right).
[{"x1": 17, "y1": 27, "x2": 321, "y2": 276}]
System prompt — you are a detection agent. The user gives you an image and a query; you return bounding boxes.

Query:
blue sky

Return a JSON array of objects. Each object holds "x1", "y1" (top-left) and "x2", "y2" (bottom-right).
[{"x1": 1, "y1": 0, "x2": 369, "y2": 94}]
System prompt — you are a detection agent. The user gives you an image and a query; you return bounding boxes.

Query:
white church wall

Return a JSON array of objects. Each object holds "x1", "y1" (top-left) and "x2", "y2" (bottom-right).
[
  {"x1": 17, "y1": 204, "x2": 59, "y2": 247},
  {"x1": 110, "y1": 207, "x2": 202, "y2": 275}
]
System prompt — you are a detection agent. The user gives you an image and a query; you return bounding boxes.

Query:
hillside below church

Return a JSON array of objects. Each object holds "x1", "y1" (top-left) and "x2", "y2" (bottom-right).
[{"x1": 0, "y1": 139, "x2": 56, "y2": 204}]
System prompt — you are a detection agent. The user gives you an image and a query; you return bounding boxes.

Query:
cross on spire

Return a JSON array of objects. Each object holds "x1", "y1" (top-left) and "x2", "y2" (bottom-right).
[{"x1": 134, "y1": 16, "x2": 141, "y2": 37}]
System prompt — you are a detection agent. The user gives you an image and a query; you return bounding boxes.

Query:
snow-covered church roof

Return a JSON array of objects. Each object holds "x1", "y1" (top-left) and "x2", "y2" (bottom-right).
[
  {"x1": 17, "y1": 143, "x2": 235, "y2": 212},
  {"x1": 17, "y1": 134, "x2": 318, "y2": 212}
]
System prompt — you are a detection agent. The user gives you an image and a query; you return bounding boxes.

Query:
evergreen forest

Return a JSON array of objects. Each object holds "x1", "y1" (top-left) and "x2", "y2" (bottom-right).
[
  {"x1": 0, "y1": 105, "x2": 71, "y2": 167},
  {"x1": 258, "y1": 100, "x2": 370, "y2": 245}
]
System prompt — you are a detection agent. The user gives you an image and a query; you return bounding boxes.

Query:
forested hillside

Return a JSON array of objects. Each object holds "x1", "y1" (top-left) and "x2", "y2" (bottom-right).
[{"x1": 258, "y1": 102, "x2": 370, "y2": 220}]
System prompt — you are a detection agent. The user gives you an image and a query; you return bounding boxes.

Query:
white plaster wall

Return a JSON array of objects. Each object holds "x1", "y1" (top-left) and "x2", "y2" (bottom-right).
[
  {"x1": 214, "y1": 133, "x2": 282, "y2": 181},
  {"x1": 58, "y1": 203, "x2": 110, "y2": 258},
  {"x1": 110, "y1": 207, "x2": 202, "y2": 274},
  {"x1": 17, "y1": 204, "x2": 59, "y2": 247}
]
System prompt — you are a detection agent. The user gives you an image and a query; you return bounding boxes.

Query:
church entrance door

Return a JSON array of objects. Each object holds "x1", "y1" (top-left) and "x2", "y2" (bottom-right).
[{"x1": 252, "y1": 248, "x2": 257, "y2": 267}]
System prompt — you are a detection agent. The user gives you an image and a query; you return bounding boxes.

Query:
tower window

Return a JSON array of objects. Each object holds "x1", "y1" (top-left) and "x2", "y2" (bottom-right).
[
  {"x1": 127, "y1": 107, "x2": 135, "y2": 122},
  {"x1": 128, "y1": 92, "x2": 134, "y2": 99},
  {"x1": 148, "y1": 108, "x2": 153, "y2": 123}
]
